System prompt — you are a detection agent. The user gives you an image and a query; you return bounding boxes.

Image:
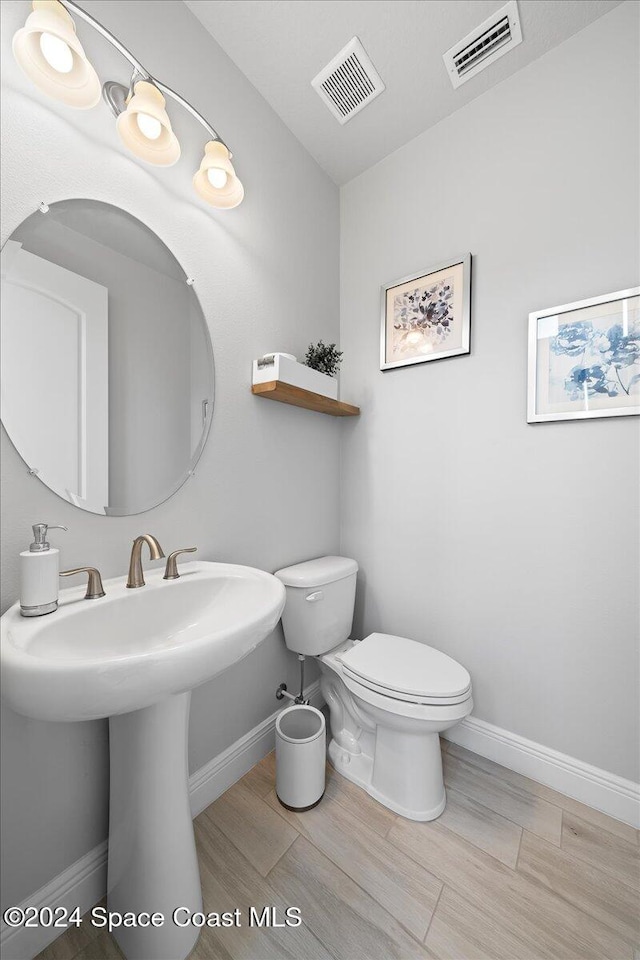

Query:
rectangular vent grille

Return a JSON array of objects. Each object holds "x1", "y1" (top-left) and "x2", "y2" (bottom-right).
[
  {"x1": 455, "y1": 15, "x2": 511, "y2": 76},
  {"x1": 443, "y1": 1, "x2": 523, "y2": 89},
  {"x1": 312, "y1": 37, "x2": 385, "y2": 125}
]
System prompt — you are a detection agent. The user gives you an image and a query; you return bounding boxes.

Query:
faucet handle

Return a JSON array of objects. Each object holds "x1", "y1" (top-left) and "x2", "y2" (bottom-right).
[
  {"x1": 163, "y1": 547, "x2": 197, "y2": 581},
  {"x1": 60, "y1": 567, "x2": 106, "y2": 600}
]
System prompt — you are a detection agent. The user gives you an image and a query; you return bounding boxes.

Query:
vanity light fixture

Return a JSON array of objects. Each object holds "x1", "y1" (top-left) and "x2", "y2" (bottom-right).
[{"x1": 12, "y1": 0, "x2": 244, "y2": 208}]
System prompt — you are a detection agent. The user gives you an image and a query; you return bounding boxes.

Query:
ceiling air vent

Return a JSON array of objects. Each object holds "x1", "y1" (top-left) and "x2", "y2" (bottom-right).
[
  {"x1": 312, "y1": 37, "x2": 385, "y2": 125},
  {"x1": 443, "y1": 0, "x2": 523, "y2": 89}
]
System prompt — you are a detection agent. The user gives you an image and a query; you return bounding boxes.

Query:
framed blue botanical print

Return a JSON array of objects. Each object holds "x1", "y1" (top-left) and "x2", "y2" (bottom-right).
[{"x1": 528, "y1": 287, "x2": 640, "y2": 423}]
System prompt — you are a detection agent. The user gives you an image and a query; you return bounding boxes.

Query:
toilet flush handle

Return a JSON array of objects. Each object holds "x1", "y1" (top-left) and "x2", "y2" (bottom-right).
[{"x1": 305, "y1": 590, "x2": 324, "y2": 602}]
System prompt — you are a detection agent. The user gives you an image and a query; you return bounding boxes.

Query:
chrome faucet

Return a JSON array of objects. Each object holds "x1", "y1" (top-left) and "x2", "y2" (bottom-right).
[{"x1": 127, "y1": 534, "x2": 165, "y2": 589}]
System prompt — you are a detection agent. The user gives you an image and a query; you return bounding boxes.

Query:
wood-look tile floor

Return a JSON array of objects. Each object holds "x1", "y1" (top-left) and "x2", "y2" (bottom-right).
[{"x1": 35, "y1": 742, "x2": 639, "y2": 960}]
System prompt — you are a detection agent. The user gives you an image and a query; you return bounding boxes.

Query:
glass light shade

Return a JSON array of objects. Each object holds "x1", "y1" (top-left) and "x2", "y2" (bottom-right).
[
  {"x1": 116, "y1": 81, "x2": 181, "y2": 166},
  {"x1": 193, "y1": 141, "x2": 244, "y2": 209},
  {"x1": 12, "y1": 0, "x2": 101, "y2": 109}
]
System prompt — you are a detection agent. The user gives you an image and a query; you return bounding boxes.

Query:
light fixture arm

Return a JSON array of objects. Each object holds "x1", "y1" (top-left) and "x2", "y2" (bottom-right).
[
  {"x1": 154, "y1": 79, "x2": 222, "y2": 146},
  {"x1": 59, "y1": 0, "x2": 226, "y2": 147},
  {"x1": 59, "y1": 0, "x2": 147, "y2": 77}
]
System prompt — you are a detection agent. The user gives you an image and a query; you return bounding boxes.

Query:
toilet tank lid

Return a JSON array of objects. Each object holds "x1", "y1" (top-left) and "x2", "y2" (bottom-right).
[{"x1": 274, "y1": 556, "x2": 358, "y2": 587}]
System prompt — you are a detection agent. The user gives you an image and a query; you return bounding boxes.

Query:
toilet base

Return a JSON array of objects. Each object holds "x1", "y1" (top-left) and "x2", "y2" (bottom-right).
[{"x1": 327, "y1": 738, "x2": 447, "y2": 821}]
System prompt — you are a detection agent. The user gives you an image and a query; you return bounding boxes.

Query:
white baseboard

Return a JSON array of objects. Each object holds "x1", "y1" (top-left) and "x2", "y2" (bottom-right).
[
  {"x1": 443, "y1": 715, "x2": 640, "y2": 829},
  {"x1": 1, "y1": 681, "x2": 323, "y2": 960},
  {"x1": 0, "y1": 841, "x2": 108, "y2": 960}
]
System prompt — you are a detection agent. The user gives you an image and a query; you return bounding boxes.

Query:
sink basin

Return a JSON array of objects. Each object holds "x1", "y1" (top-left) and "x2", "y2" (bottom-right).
[
  {"x1": 1, "y1": 561, "x2": 285, "y2": 722},
  {"x1": 0, "y1": 560, "x2": 286, "y2": 960}
]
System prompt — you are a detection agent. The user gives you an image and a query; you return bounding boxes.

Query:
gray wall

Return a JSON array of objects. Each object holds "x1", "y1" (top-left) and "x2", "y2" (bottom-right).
[
  {"x1": 339, "y1": 1, "x2": 640, "y2": 783},
  {"x1": 1, "y1": 0, "x2": 339, "y2": 908}
]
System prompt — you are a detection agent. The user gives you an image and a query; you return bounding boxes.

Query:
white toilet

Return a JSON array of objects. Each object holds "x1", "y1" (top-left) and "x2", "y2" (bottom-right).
[{"x1": 274, "y1": 556, "x2": 473, "y2": 821}]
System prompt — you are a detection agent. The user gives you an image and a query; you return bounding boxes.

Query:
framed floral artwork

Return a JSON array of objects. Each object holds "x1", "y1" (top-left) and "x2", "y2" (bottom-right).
[
  {"x1": 380, "y1": 254, "x2": 471, "y2": 370},
  {"x1": 527, "y1": 287, "x2": 640, "y2": 423}
]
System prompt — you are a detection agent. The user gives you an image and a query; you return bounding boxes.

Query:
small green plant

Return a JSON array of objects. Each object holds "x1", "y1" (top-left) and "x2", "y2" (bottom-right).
[{"x1": 304, "y1": 340, "x2": 343, "y2": 378}]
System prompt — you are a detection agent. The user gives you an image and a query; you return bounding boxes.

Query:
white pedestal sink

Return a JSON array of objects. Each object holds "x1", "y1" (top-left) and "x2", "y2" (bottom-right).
[{"x1": 1, "y1": 562, "x2": 286, "y2": 960}]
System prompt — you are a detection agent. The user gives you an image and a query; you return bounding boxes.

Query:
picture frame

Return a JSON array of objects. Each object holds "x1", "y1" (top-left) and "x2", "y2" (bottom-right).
[
  {"x1": 380, "y1": 253, "x2": 471, "y2": 371},
  {"x1": 527, "y1": 287, "x2": 640, "y2": 423}
]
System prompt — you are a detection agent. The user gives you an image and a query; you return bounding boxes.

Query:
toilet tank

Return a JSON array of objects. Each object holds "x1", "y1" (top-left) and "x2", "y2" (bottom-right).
[{"x1": 274, "y1": 556, "x2": 358, "y2": 656}]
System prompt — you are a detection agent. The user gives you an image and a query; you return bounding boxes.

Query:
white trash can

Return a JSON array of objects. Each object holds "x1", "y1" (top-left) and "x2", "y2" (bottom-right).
[{"x1": 275, "y1": 704, "x2": 326, "y2": 811}]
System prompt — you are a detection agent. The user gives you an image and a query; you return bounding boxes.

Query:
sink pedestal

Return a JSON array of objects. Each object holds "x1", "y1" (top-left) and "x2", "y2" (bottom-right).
[{"x1": 108, "y1": 692, "x2": 201, "y2": 960}]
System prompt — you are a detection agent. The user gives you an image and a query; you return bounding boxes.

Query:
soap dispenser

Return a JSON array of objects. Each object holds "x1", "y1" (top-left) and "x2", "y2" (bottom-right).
[{"x1": 20, "y1": 523, "x2": 67, "y2": 617}]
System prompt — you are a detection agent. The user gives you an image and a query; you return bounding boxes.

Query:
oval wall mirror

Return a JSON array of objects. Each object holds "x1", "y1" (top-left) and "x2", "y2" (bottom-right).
[{"x1": 1, "y1": 199, "x2": 214, "y2": 516}]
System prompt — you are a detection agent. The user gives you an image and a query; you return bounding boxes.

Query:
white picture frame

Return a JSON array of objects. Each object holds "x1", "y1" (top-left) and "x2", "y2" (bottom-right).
[{"x1": 527, "y1": 287, "x2": 640, "y2": 423}]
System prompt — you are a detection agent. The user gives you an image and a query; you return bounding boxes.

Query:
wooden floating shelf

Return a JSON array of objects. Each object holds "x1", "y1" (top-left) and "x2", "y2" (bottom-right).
[{"x1": 252, "y1": 380, "x2": 360, "y2": 417}]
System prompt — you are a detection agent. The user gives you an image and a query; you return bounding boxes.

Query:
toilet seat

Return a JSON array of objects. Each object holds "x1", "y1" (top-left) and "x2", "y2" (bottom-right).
[{"x1": 337, "y1": 632, "x2": 471, "y2": 706}]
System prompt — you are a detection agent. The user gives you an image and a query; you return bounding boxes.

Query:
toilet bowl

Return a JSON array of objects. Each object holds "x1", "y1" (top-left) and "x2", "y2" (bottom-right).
[{"x1": 274, "y1": 557, "x2": 473, "y2": 821}]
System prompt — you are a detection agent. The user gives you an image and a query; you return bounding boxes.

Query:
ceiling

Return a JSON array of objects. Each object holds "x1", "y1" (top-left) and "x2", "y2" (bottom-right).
[{"x1": 185, "y1": 0, "x2": 622, "y2": 184}]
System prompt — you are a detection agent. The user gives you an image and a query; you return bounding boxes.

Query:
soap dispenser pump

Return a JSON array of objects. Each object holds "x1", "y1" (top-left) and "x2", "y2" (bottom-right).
[{"x1": 20, "y1": 523, "x2": 67, "y2": 617}]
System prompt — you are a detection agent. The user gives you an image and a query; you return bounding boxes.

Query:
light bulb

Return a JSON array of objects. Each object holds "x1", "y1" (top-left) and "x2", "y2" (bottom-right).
[
  {"x1": 39, "y1": 31, "x2": 74, "y2": 74},
  {"x1": 206, "y1": 167, "x2": 228, "y2": 189},
  {"x1": 136, "y1": 111, "x2": 162, "y2": 141}
]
